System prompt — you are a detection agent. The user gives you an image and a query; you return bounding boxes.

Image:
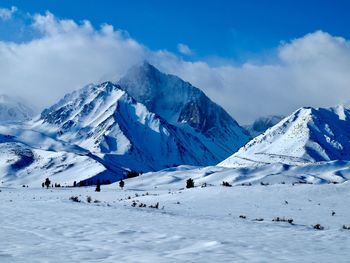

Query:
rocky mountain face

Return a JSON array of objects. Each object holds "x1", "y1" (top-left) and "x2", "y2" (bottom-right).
[{"x1": 118, "y1": 62, "x2": 250, "y2": 161}]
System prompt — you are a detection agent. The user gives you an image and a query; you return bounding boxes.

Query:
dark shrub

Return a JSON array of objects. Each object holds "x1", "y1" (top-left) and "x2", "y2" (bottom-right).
[
  {"x1": 149, "y1": 202, "x2": 159, "y2": 209},
  {"x1": 222, "y1": 181, "x2": 232, "y2": 187},
  {"x1": 313, "y1": 224, "x2": 324, "y2": 230},
  {"x1": 69, "y1": 196, "x2": 80, "y2": 202},
  {"x1": 186, "y1": 178, "x2": 194, "y2": 189},
  {"x1": 272, "y1": 217, "x2": 294, "y2": 224}
]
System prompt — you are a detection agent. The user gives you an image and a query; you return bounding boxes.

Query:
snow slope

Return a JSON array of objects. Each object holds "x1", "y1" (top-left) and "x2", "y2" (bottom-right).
[
  {"x1": 36, "y1": 81, "x2": 218, "y2": 173},
  {"x1": 220, "y1": 106, "x2": 350, "y2": 167},
  {"x1": 1, "y1": 182, "x2": 350, "y2": 262},
  {"x1": 119, "y1": 62, "x2": 250, "y2": 161},
  {"x1": 0, "y1": 95, "x2": 34, "y2": 123},
  {"x1": 0, "y1": 124, "x2": 111, "y2": 186},
  {"x1": 123, "y1": 160, "x2": 350, "y2": 190}
]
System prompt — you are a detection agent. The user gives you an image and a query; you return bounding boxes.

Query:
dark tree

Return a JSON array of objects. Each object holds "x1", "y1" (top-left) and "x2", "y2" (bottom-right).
[
  {"x1": 44, "y1": 178, "x2": 51, "y2": 189},
  {"x1": 186, "y1": 178, "x2": 194, "y2": 189},
  {"x1": 119, "y1": 180, "x2": 125, "y2": 189},
  {"x1": 95, "y1": 180, "x2": 101, "y2": 192},
  {"x1": 42, "y1": 182, "x2": 44, "y2": 188},
  {"x1": 73, "y1": 181, "x2": 77, "y2": 187}
]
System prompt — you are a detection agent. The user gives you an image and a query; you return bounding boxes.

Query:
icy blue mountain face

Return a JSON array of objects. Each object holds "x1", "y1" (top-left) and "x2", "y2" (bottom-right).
[
  {"x1": 118, "y1": 62, "x2": 250, "y2": 160},
  {"x1": 38, "y1": 81, "x2": 218, "y2": 173},
  {"x1": 244, "y1": 115, "x2": 284, "y2": 138}
]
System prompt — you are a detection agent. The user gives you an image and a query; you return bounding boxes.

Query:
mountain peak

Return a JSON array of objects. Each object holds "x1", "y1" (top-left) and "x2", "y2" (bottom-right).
[
  {"x1": 140, "y1": 60, "x2": 157, "y2": 70},
  {"x1": 119, "y1": 63, "x2": 250, "y2": 160}
]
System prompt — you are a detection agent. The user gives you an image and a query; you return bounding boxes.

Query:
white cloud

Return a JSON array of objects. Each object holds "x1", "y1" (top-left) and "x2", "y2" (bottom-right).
[
  {"x1": 155, "y1": 31, "x2": 350, "y2": 123},
  {"x1": 0, "y1": 10, "x2": 350, "y2": 124},
  {"x1": 0, "y1": 11, "x2": 146, "y2": 108},
  {"x1": 0, "y1": 6, "x2": 17, "y2": 20},
  {"x1": 177, "y1": 43, "x2": 193, "y2": 55}
]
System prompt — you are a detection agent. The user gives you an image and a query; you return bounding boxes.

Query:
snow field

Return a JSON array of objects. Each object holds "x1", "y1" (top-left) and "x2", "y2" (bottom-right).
[{"x1": 1, "y1": 182, "x2": 350, "y2": 262}]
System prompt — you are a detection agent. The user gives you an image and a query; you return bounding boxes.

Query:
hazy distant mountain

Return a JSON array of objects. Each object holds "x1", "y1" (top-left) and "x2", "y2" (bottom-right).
[
  {"x1": 0, "y1": 95, "x2": 34, "y2": 123},
  {"x1": 244, "y1": 115, "x2": 284, "y2": 138}
]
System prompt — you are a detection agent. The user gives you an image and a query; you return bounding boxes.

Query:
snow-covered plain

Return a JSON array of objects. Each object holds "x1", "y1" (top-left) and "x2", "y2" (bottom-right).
[{"x1": 1, "y1": 180, "x2": 350, "y2": 262}]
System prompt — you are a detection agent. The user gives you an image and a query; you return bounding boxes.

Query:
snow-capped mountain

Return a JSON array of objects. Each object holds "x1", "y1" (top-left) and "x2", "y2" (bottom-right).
[
  {"x1": 1, "y1": 63, "x2": 251, "y2": 185},
  {"x1": 37, "y1": 81, "x2": 218, "y2": 173},
  {"x1": 0, "y1": 94, "x2": 35, "y2": 123},
  {"x1": 244, "y1": 115, "x2": 284, "y2": 138},
  {"x1": 118, "y1": 62, "x2": 250, "y2": 160},
  {"x1": 219, "y1": 106, "x2": 350, "y2": 167}
]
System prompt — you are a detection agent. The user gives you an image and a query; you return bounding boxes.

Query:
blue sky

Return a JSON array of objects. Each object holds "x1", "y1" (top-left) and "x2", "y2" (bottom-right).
[{"x1": 1, "y1": 0, "x2": 350, "y2": 62}]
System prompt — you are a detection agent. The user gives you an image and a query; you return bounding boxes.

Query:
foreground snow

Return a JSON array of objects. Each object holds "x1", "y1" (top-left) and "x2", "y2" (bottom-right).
[{"x1": 1, "y1": 182, "x2": 350, "y2": 262}]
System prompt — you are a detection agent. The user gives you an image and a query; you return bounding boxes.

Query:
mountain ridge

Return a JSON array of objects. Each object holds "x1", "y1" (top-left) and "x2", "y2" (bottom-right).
[{"x1": 219, "y1": 105, "x2": 350, "y2": 167}]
